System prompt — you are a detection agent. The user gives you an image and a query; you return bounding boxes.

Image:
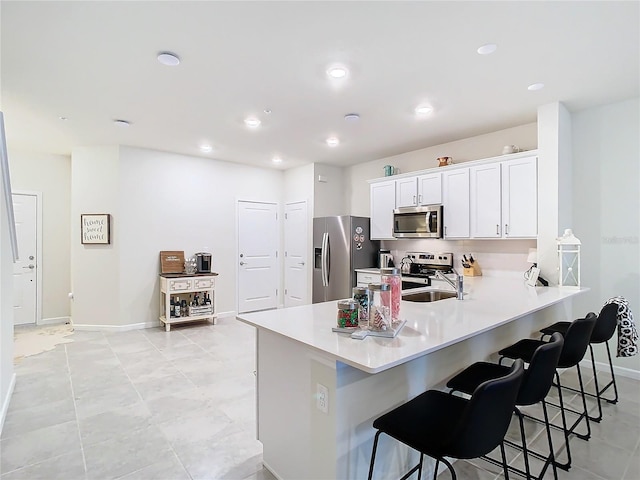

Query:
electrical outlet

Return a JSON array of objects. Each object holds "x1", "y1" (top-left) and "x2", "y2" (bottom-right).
[{"x1": 316, "y1": 383, "x2": 329, "y2": 414}]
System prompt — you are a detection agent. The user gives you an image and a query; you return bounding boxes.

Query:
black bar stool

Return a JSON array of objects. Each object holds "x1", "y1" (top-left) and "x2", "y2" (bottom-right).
[
  {"x1": 497, "y1": 313, "x2": 597, "y2": 471},
  {"x1": 446, "y1": 332, "x2": 564, "y2": 480},
  {"x1": 540, "y1": 303, "x2": 619, "y2": 422},
  {"x1": 368, "y1": 360, "x2": 524, "y2": 480}
]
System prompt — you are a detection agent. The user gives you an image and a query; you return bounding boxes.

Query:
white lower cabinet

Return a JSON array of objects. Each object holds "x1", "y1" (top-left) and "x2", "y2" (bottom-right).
[
  {"x1": 442, "y1": 169, "x2": 470, "y2": 238},
  {"x1": 370, "y1": 180, "x2": 396, "y2": 240},
  {"x1": 356, "y1": 271, "x2": 381, "y2": 287}
]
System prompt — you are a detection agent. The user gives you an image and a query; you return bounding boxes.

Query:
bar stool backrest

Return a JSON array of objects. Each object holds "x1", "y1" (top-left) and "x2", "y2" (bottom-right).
[
  {"x1": 446, "y1": 359, "x2": 524, "y2": 459},
  {"x1": 518, "y1": 332, "x2": 564, "y2": 405},
  {"x1": 591, "y1": 303, "x2": 618, "y2": 344},
  {"x1": 558, "y1": 313, "x2": 598, "y2": 368}
]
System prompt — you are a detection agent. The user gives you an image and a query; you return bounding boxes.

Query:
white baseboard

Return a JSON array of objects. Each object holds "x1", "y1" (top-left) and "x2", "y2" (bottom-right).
[
  {"x1": 71, "y1": 320, "x2": 162, "y2": 332},
  {"x1": 262, "y1": 461, "x2": 283, "y2": 480},
  {"x1": 579, "y1": 358, "x2": 640, "y2": 381},
  {"x1": 217, "y1": 310, "x2": 236, "y2": 319},
  {"x1": 38, "y1": 316, "x2": 71, "y2": 326},
  {"x1": 0, "y1": 373, "x2": 16, "y2": 437}
]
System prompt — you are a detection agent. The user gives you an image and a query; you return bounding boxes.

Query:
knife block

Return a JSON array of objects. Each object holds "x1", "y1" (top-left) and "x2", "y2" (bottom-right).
[{"x1": 463, "y1": 263, "x2": 482, "y2": 277}]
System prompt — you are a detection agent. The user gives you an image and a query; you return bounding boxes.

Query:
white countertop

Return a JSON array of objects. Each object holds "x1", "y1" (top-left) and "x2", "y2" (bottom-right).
[
  {"x1": 355, "y1": 268, "x2": 381, "y2": 274},
  {"x1": 237, "y1": 276, "x2": 586, "y2": 374}
]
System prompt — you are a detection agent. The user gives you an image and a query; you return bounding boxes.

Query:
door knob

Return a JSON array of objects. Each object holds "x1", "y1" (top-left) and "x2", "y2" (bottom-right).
[
  {"x1": 240, "y1": 261, "x2": 246, "y2": 266},
  {"x1": 23, "y1": 264, "x2": 35, "y2": 270},
  {"x1": 298, "y1": 261, "x2": 305, "y2": 265}
]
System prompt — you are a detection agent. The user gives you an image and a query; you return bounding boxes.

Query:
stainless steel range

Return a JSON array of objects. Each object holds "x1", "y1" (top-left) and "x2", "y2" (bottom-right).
[{"x1": 401, "y1": 252, "x2": 454, "y2": 290}]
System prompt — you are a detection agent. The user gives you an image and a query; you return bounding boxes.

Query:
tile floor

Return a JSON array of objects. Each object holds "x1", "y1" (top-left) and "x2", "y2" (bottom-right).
[{"x1": 1, "y1": 318, "x2": 639, "y2": 479}]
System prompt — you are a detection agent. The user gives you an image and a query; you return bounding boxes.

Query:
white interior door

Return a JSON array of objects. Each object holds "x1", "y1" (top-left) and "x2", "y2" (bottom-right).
[
  {"x1": 238, "y1": 201, "x2": 279, "y2": 313},
  {"x1": 284, "y1": 201, "x2": 308, "y2": 308},
  {"x1": 12, "y1": 193, "x2": 38, "y2": 325}
]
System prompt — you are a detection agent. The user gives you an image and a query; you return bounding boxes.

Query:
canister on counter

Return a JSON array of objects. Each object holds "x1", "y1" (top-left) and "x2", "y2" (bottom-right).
[
  {"x1": 337, "y1": 299, "x2": 359, "y2": 328},
  {"x1": 368, "y1": 283, "x2": 391, "y2": 331},
  {"x1": 352, "y1": 286, "x2": 369, "y2": 329},
  {"x1": 381, "y1": 267, "x2": 401, "y2": 324}
]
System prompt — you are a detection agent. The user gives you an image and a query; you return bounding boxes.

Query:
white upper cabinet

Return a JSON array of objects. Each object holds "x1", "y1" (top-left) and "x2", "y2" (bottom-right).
[
  {"x1": 502, "y1": 156, "x2": 537, "y2": 238},
  {"x1": 395, "y1": 173, "x2": 442, "y2": 207},
  {"x1": 470, "y1": 163, "x2": 502, "y2": 238},
  {"x1": 470, "y1": 156, "x2": 537, "y2": 239},
  {"x1": 417, "y1": 173, "x2": 442, "y2": 205},
  {"x1": 442, "y1": 169, "x2": 470, "y2": 238},
  {"x1": 370, "y1": 180, "x2": 396, "y2": 240},
  {"x1": 395, "y1": 177, "x2": 418, "y2": 208}
]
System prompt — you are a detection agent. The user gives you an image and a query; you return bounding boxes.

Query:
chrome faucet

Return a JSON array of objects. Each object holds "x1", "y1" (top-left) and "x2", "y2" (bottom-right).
[{"x1": 435, "y1": 269, "x2": 464, "y2": 300}]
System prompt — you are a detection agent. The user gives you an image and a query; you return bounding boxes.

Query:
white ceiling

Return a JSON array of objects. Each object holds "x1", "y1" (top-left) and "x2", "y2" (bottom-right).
[{"x1": 2, "y1": 1, "x2": 638, "y2": 170}]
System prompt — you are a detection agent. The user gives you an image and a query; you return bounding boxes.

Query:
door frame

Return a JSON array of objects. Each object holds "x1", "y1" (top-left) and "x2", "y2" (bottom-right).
[
  {"x1": 13, "y1": 190, "x2": 43, "y2": 325},
  {"x1": 236, "y1": 199, "x2": 281, "y2": 314}
]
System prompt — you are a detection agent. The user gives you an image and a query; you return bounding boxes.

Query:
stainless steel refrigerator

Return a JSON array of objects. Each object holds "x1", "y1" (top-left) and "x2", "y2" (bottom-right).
[{"x1": 312, "y1": 216, "x2": 379, "y2": 303}]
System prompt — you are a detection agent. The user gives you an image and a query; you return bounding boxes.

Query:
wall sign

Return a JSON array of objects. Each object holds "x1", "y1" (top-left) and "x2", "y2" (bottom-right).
[{"x1": 81, "y1": 214, "x2": 111, "y2": 244}]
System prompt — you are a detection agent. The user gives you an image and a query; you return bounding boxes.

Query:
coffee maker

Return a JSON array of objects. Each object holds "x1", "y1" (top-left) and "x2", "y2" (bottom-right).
[{"x1": 195, "y1": 252, "x2": 212, "y2": 273}]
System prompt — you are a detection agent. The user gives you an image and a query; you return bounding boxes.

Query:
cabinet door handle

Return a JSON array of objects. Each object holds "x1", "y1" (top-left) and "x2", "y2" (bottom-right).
[
  {"x1": 413, "y1": 195, "x2": 416, "y2": 204},
  {"x1": 496, "y1": 224, "x2": 500, "y2": 235},
  {"x1": 505, "y1": 224, "x2": 509, "y2": 235},
  {"x1": 418, "y1": 194, "x2": 422, "y2": 204}
]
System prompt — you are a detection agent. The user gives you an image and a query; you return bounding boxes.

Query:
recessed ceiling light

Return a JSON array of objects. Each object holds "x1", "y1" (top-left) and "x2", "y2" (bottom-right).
[
  {"x1": 244, "y1": 117, "x2": 261, "y2": 128},
  {"x1": 157, "y1": 52, "x2": 180, "y2": 66},
  {"x1": 528, "y1": 83, "x2": 545, "y2": 91},
  {"x1": 344, "y1": 113, "x2": 360, "y2": 122},
  {"x1": 415, "y1": 105, "x2": 433, "y2": 116},
  {"x1": 200, "y1": 144, "x2": 213, "y2": 153},
  {"x1": 113, "y1": 119, "x2": 131, "y2": 127},
  {"x1": 326, "y1": 137, "x2": 340, "y2": 147},
  {"x1": 477, "y1": 43, "x2": 497, "y2": 55},
  {"x1": 272, "y1": 157, "x2": 283, "y2": 164},
  {"x1": 327, "y1": 66, "x2": 348, "y2": 79}
]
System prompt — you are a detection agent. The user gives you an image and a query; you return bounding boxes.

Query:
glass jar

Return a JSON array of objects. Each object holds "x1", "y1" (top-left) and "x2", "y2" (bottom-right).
[
  {"x1": 337, "y1": 299, "x2": 359, "y2": 328},
  {"x1": 381, "y1": 267, "x2": 401, "y2": 324},
  {"x1": 368, "y1": 283, "x2": 391, "y2": 331},
  {"x1": 352, "y1": 286, "x2": 369, "y2": 329}
]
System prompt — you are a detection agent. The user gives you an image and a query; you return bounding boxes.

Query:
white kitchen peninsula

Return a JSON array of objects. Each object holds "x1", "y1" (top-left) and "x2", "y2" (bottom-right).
[{"x1": 237, "y1": 277, "x2": 586, "y2": 480}]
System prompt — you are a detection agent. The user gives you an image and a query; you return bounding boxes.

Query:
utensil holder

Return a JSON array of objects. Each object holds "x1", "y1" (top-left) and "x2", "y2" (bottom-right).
[{"x1": 463, "y1": 263, "x2": 482, "y2": 277}]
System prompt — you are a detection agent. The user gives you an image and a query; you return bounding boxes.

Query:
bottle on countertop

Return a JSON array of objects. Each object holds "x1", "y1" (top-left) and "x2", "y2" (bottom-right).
[
  {"x1": 170, "y1": 296, "x2": 175, "y2": 318},
  {"x1": 205, "y1": 292, "x2": 211, "y2": 305}
]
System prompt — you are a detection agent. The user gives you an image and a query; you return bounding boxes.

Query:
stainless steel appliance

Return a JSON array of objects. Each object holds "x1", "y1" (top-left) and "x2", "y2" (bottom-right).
[
  {"x1": 379, "y1": 250, "x2": 394, "y2": 268},
  {"x1": 393, "y1": 205, "x2": 443, "y2": 238},
  {"x1": 401, "y1": 251, "x2": 453, "y2": 290},
  {"x1": 195, "y1": 252, "x2": 212, "y2": 273},
  {"x1": 313, "y1": 216, "x2": 379, "y2": 303}
]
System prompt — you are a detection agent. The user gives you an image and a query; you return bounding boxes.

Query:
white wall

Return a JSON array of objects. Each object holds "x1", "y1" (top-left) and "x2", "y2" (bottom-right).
[
  {"x1": 1, "y1": 36, "x2": 17, "y2": 429},
  {"x1": 70, "y1": 146, "x2": 286, "y2": 329},
  {"x1": 572, "y1": 97, "x2": 640, "y2": 372},
  {"x1": 9, "y1": 151, "x2": 71, "y2": 322},
  {"x1": 313, "y1": 163, "x2": 347, "y2": 217},
  {"x1": 537, "y1": 102, "x2": 574, "y2": 282},
  {"x1": 71, "y1": 146, "x2": 121, "y2": 328}
]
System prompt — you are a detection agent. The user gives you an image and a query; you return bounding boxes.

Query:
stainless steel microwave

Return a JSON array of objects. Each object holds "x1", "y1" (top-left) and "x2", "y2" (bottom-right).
[{"x1": 393, "y1": 205, "x2": 443, "y2": 238}]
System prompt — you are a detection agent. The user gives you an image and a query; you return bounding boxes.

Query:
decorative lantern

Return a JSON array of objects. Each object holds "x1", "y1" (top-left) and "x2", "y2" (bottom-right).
[{"x1": 557, "y1": 229, "x2": 581, "y2": 287}]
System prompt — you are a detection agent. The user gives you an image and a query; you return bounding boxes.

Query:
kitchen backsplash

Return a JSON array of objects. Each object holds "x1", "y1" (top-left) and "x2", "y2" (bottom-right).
[{"x1": 382, "y1": 238, "x2": 536, "y2": 277}]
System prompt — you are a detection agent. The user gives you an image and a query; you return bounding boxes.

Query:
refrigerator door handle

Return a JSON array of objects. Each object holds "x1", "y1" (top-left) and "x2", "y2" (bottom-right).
[
  {"x1": 321, "y1": 232, "x2": 329, "y2": 286},
  {"x1": 325, "y1": 233, "x2": 331, "y2": 286}
]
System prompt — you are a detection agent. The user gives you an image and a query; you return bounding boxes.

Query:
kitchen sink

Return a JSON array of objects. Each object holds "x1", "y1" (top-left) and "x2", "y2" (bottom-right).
[{"x1": 402, "y1": 290, "x2": 458, "y2": 302}]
